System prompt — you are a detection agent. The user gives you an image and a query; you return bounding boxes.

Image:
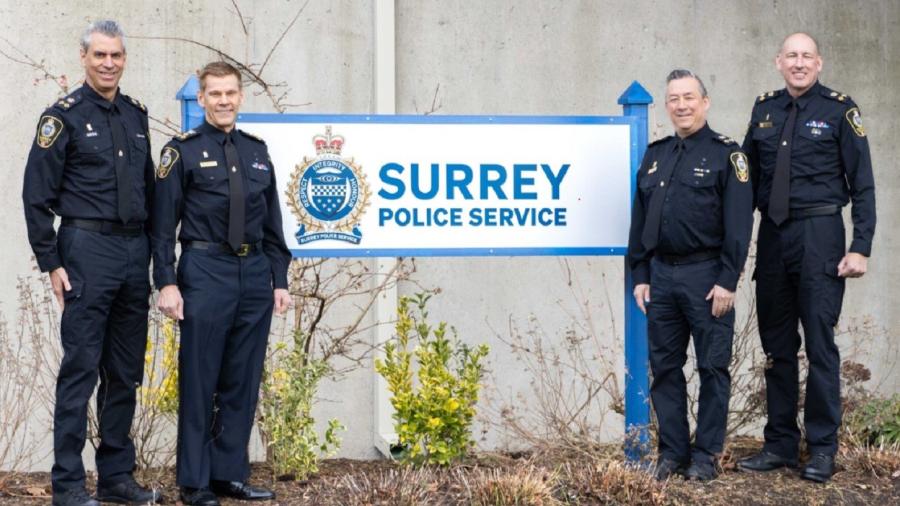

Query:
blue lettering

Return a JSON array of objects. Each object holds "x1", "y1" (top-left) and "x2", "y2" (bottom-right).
[
  {"x1": 513, "y1": 164, "x2": 538, "y2": 199},
  {"x1": 446, "y1": 164, "x2": 474, "y2": 199},
  {"x1": 411, "y1": 163, "x2": 440, "y2": 199},
  {"x1": 541, "y1": 164, "x2": 569, "y2": 199},
  {"x1": 378, "y1": 163, "x2": 405, "y2": 200},
  {"x1": 480, "y1": 164, "x2": 508, "y2": 199}
]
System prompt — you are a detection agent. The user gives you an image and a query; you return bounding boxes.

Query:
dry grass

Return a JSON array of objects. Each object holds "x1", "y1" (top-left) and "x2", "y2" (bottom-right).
[
  {"x1": 461, "y1": 465, "x2": 560, "y2": 506},
  {"x1": 560, "y1": 458, "x2": 667, "y2": 506}
]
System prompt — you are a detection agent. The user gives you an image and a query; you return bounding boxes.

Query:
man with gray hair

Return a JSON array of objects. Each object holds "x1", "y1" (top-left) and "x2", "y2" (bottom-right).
[
  {"x1": 627, "y1": 69, "x2": 753, "y2": 481},
  {"x1": 22, "y1": 20, "x2": 162, "y2": 506}
]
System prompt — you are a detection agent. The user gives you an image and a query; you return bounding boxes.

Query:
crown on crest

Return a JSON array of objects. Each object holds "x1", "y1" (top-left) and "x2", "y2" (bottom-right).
[{"x1": 312, "y1": 125, "x2": 344, "y2": 155}]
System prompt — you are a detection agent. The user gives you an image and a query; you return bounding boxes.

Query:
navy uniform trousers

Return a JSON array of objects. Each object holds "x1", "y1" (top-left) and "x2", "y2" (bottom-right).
[
  {"x1": 648, "y1": 257, "x2": 734, "y2": 465},
  {"x1": 756, "y1": 213, "x2": 845, "y2": 458},
  {"x1": 53, "y1": 225, "x2": 150, "y2": 493},
  {"x1": 175, "y1": 247, "x2": 273, "y2": 488}
]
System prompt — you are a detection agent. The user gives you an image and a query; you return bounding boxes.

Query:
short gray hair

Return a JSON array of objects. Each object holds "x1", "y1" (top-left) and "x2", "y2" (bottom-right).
[
  {"x1": 80, "y1": 20, "x2": 126, "y2": 52},
  {"x1": 666, "y1": 68, "x2": 708, "y2": 97}
]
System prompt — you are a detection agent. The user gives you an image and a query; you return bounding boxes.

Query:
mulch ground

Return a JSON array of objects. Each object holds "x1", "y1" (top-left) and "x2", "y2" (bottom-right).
[{"x1": 1, "y1": 443, "x2": 898, "y2": 505}]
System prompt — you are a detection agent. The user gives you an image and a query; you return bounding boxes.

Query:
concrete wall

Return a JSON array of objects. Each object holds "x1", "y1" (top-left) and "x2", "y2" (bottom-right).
[{"x1": 1, "y1": 0, "x2": 897, "y2": 470}]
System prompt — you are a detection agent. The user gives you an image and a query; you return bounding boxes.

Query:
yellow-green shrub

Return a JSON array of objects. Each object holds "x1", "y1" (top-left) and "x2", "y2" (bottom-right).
[
  {"x1": 375, "y1": 293, "x2": 489, "y2": 466},
  {"x1": 140, "y1": 318, "x2": 179, "y2": 415}
]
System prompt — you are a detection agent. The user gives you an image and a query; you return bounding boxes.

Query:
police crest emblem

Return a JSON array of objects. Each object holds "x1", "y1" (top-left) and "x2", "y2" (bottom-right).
[
  {"x1": 157, "y1": 147, "x2": 179, "y2": 179},
  {"x1": 730, "y1": 152, "x2": 750, "y2": 183},
  {"x1": 286, "y1": 126, "x2": 371, "y2": 244},
  {"x1": 36, "y1": 115, "x2": 63, "y2": 148},
  {"x1": 846, "y1": 107, "x2": 865, "y2": 137}
]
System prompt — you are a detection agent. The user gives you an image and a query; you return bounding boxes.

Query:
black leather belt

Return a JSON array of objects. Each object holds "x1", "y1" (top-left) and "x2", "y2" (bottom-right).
[
  {"x1": 790, "y1": 204, "x2": 840, "y2": 219},
  {"x1": 656, "y1": 249, "x2": 720, "y2": 266},
  {"x1": 182, "y1": 240, "x2": 262, "y2": 257},
  {"x1": 62, "y1": 218, "x2": 143, "y2": 236}
]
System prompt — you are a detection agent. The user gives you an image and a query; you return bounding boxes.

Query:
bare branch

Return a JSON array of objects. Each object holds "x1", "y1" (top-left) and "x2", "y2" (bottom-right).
[{"x1": 259, "y1": 0, "x2": 311, "y2": 76}]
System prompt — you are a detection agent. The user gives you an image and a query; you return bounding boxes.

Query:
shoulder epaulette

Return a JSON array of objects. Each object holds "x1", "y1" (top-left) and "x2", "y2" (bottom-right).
[
  {"x1": 122, "y1": 94, "x2": 148, "y2": 113},
  {"x1": 713, "y1": 134, "x2": 736, "y2": 145},
  {"x1": 648, "y1": 135, "x2": 673, "y2": 148},
  {"x1": 52, "y1": 91, "x2": 82, "y2": 112},
  {"x1": 821, "y1": 87, "x2": 852, "y2": 104},
  {"x1": 755, "y1": 89, "x2": 784, "y2": 104},
  {"x1": 174, "y1": 129, "x2": 199, "y2": 142},
  {"x1": 238, "y1": 129, "x2": 266, "y2": 144}
]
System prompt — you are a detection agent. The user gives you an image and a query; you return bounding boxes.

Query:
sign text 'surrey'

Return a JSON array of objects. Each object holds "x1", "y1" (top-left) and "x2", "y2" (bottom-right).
[{"x1": 376, "y1": 162, "x2": 571, "y2": 227}]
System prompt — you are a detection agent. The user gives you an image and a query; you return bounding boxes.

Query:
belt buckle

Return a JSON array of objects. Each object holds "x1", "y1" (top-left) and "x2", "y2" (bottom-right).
[{"x1": 236, "y1": 244, "x2": 250, "y2": 257}]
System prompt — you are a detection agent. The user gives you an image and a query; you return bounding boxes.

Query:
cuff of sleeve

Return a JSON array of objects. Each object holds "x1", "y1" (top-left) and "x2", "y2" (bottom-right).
[
  {"x1": 273, "y1": 275, "x2": 289, "y2": 290},
  {"x1": 154, "y1": 269, "x2": 177, "y2": 290},
  {"x1": 632, "y1": 264, "x2": 650, "y2": 287},
  {"x1": 716, "y1": 269, "x2": 739, "y2": 292},
  {"x1": 849, "y1": 240, "x2": 871, "y2": 257},
  {"x1": 37, "y1": 254, "x2": 62, "y2": 273}
]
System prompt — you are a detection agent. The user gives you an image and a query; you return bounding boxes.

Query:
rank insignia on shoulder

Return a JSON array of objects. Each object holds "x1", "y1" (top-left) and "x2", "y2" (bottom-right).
[
  {"x1": 647, "y1": 160, "x2": 658, "y2": 174},
  {"x1": 175, "y1": 130, "x2": 198, "y2": 141},
  {"x1": 128, "y1": 96, "x2": 147, "y2": 112},
  {"x1": 36, "y1": 115, "x2": 64, "y2": 148},
  {"x1": 730, "y1": 152, "x2": 750, "y2": 183},
  {"x1": 157, "y1": 146, "x2": 179, "y2": 179},
  {"x1": 846, "y1": 107, "x2": 865, "y2": 137},
  {"x1": 715, "y1": 134, "x2": 735, "y2": 145}
]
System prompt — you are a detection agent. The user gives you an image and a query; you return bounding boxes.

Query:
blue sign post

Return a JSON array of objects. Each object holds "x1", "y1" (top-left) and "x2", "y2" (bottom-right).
[
  {"x1": 176, "y1": 74, "x2": 203, "y2": 131},
  {"x1": 619, "y1": 81, "x2": 653, "y2": 462}
]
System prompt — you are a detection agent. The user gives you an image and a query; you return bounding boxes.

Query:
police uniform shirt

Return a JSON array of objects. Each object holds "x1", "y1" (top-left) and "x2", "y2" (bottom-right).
[
  {"x1": 742, "y1": 81, "x2": 876, "y2": 256},
  {"x1": 22, "y1": 85, "x2": 153, "y2": 272},
  {"x1": 628, "y1": 123, "x2": 754, "y2": 291},
  {"x1": 151, "y1": 121, "x2": 291, "y2": 290}
]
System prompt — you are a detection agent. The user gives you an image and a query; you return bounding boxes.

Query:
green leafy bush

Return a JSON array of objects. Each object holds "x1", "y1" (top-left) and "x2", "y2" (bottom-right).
[
  {"x1": 845, "y1": 394, "x2": 900, "y2": 445},
  {"x1": 259, "y1": 330, "x2": 344, "y2": 479},
  {"x1": 375, "y1": 293, "x2": 489, "y2": 466}
]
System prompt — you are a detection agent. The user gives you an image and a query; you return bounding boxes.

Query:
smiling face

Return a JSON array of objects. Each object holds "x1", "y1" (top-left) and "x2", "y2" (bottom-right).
[
  {"x1": 198, "y1": 73, "x2": 244, "y2": 132},
  {"x1": 776, "y1": 33, "x2": 822, "y2": 97},
  {"x1": 665, "y1": 76, "x2": 710, "y2": 138},
  {"x1": 81, "y1": 32, "x2": 126, "y2": 101}
]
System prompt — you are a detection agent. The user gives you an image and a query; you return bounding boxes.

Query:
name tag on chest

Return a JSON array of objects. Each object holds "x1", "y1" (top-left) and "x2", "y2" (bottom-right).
[{"x1": 199, "y1": 160, "x2": 218, "y2": 168}]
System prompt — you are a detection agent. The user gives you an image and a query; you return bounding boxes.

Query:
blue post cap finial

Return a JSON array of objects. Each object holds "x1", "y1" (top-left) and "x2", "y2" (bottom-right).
[
  {"x1": 177, "y1": 75, "x2": 204, "y2": 132},
  {"x1": 176, "y1": 74, "x2": 200, "y2": 100},
  {"x1": 618, "y1": 80, "x2": 653, "y2": 105}
]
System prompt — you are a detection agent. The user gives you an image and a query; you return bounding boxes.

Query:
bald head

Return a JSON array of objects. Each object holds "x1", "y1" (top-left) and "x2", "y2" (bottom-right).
[
  {"x1": 780, "y1": 32, "x2": 819, "y2": 57},
  {"x1": 776, "y1": 32, "x2": 823, "y2": 97}
]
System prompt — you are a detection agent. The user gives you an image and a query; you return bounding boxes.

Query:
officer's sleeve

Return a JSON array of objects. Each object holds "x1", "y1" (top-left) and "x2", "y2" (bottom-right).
[
  {"x1": 626, "y1": 151, "x2": 652, "y2": 287},
  {"x1": 150, "y1": 142, "x2": 185, "y2": 288},
  {"x1": 22, "y1": 111, "x2": 69, "y2": 273},
  {"x1": 716, "y1": 148, "x2": 754, "y2": 291},
  {"x1": 839, "y1": 103, "x2": 876, "y2": 256},
  {"x1": 741, "y1": 105, "x2": 761, "y2": 211},
  {"x1": 262, "y1": 156, "x2": 291, "y2": 290}
]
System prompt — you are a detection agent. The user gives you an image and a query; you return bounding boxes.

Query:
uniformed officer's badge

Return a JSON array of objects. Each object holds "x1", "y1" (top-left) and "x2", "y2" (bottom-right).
[
  {"x1": 647, "y1": 160, "x2": 658, "y2": 174},
  {"x1": 846, "y1": 107, "x2": 865, "y2": 137},
  {"x1": 286, "y1": 126, "x2": 371, "y2": 245},
  {"x1": 36, "y1": 115, "x2": 63, "y2": 148},
  {"x1": 157, "y1": 147, "x2": 179, "y2": 179},
  {"x1": 730, "y1": 152, "x2": 750, "y2": 183},
  {"x1": 252, "y1": 161, "x2": 269, "y2": 171}
]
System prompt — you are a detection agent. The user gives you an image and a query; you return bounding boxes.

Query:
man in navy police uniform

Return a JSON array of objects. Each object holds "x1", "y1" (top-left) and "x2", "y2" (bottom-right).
[
  {"x1": 628, "y1": 69, "x2": 754, "y2": 481},
  {"x1": 738, "y1": 33, "x2": 876, "y2": 483},
  {"x1": 152, "y1": 61, "x2": 292, "y2": 506},
  {"x1": 22, "y1": 20, "x2": 163, "y2": 506}
]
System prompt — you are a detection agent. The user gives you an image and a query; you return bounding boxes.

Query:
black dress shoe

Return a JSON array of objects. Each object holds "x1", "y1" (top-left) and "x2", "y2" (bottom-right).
[
  {"x1": 737, "y1": 451, "x2": 798, "y2": 471},
  {"x1": 653, "y1": 458, "x2": 686, "y2": 481},
  {"x1": 96, "y1": 475, "x2": 164, "y2": 504},
  {"x1": 210, "y1": 480, "x2": 275, "y2": 501},
  {"x1": 180, "y1": 487, "x2": 220, "y2": 506},
  {"x1": 801, "y1": 453, "x2": 835, "y2": 483},
  {"x1": 53, "y1": 488, "x2": 100, "y2": 506},
  {"x1": 685, "y1": 459, "x2": 718, "y2": 481}
]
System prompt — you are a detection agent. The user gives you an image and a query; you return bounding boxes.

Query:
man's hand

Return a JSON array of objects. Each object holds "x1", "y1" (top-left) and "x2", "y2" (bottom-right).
[
  {"x1": 273, "y1": 288, "x2": 292, "y2": 315},
  {"x1": 705, "y1": 284, "x2": 735, "y2": 318},
  {"x1": 49, "y1": 267, "x2": 71, "y2": 310},
  {"x1": 837, "y1": 252, "x2": 867, "y2": 278},
  {"x1": 633, "y1": 284, "x2": 651, "y2": 315},
  {"x1": 157, "y1": 284, "x2": 184, "y2": 320}
]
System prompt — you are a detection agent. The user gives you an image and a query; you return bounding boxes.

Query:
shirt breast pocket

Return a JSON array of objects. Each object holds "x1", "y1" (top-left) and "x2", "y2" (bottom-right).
[
  {"x1": 679, "y1": 169, "x2": 718, "y2": 189},
  {"x1": 191, "y1": 165, "x2": 228, "y2": 191},
  {"x1": 130, "y1": 136, "x2": 149, "y2": 167},
  {"x1": 247, "y1": 167, "x2": 271, "y2": 193},
  {"x1": 794, "y1": 126, "x2": 837, "y2": 161},
  {"x1": 74, "y1": 135, "x2": 113, "y2": 164},
  {"x1": 638, "y1": 172, "x2": 661, "y2": 200}
]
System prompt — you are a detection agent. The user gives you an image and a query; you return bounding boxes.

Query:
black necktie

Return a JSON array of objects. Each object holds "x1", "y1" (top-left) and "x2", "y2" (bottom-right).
[
  {"x1": 224, "y1": 133, "x2": 245, "y2": 252},
  {"x1": 108, "y1": 107, "x2": 131, "y2": 224},
  {"x1": 769, "y1": 100, "x2": 798, "y2": 225},
  {"x1": 641, "y1": 139, "x2": 685, "y2": 251}
]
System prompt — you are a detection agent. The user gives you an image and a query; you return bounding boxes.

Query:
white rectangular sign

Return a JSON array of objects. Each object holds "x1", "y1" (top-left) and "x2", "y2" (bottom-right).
[{"x1": 237, "y1": 115, "x2": 636, "y2": 257}]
